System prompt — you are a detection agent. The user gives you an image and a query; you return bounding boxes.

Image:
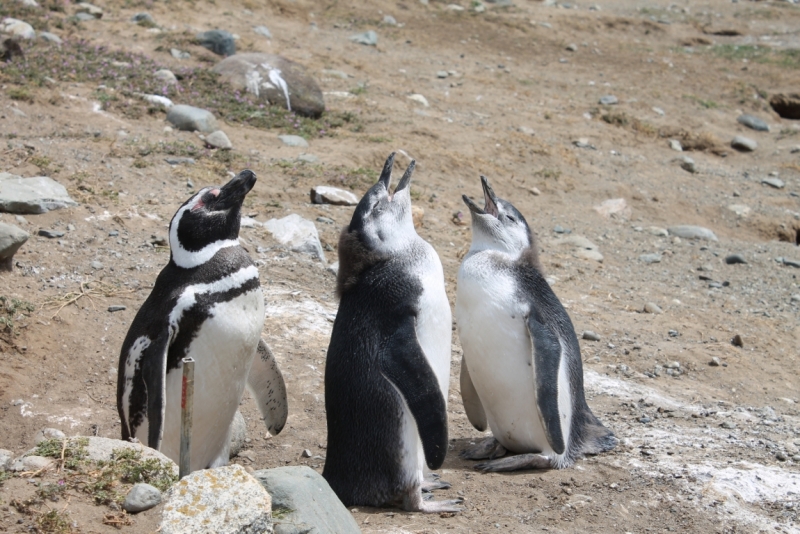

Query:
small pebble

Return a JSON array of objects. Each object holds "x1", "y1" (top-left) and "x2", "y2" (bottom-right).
[
  {"x1": 668, "y1": 139, "x2": 683, "y2": 152},
  {"x1": 639, "y1": 416, "x2": 651, "y2": 424},
  {"x1": 776, "y1": 452, "x2": 788, "y2": 462},
  {"x1": 731, "y1": 334, "x2": 743, "y2": 347},
  {"x1": 643, "y1": 302, "x2": 663, "y2": 314},
  {"x1": 725, "y1": 254, "x2": 746, "y2": 265},
  {"x1": 639, "y1": 253, "x2": 662, "y2": 264},
  {"x1": 301, "y1": 449, "x2": 312, "y2": 458},
  {"x1": 668, "y1": 330, "x2": 679, "y2": 337},
  {"x1": 108, "y1": 305, "x2": 127, "y2": 312},
  {"x1": 721, "y1": 421, "x2": 736, "y2": 429},
  {"x1": 731, "y1": 135, "x2": 757, "y2": 152},
  {"x1": 761, "y1": 178, "x2": 785, "y2": 189},
  {"x1": 582, "y1": 330, "x2": 601, "y2": 341},
  {"x1": 108, "y1": 230, "x2": 119, "y2": 237},
  {"x1": 90, "y1": 261, "x2": 104, "y2": 270},
  {"x1": 553, "y1": 225, "x2": 571, "y2": 234},
  {"x1": 566, "y1": 43, "x2": 578, "y2": 52},
  {"x1": 599, "y1": 95, "x2": 618, "y2": 105},
  {"x1": 678, "y1": 156, "x2": 696, "y2": 173},
  {"x1": 736, "y1": 114, "x2": 769, "y2": 132},
  {"x1": 709, "y1": 357, "x2": 721, "y2": 367}
]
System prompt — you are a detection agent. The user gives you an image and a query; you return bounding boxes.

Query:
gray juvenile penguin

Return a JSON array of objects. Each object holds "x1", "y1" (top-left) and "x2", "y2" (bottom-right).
[
  {"x1": 323, "y1": 153, "x2": 462, "y2": 512},
  {"x1": 456, "y1": 176, "x2": 617, "y2": 471},
  {"x1": 117, "y1": 170, "x2": 287, "y2": 472}
]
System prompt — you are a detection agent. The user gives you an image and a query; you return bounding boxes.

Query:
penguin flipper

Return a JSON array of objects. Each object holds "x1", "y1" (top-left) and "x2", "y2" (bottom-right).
[
  {"x1": 379, "y1": 315, "x2": 448, "y2": 470},
  {"x1": 459, "y1": 356, "x2": 487, "y2": 432},
  {"x1": 526, "y1": 314, "x2": 566, "y2": 455},
  {"x1": 142, "y1": 331, "x2": 170, "y2": 450},
  {"x1": 246, "y1": 338, "x2": 289, "y2": 436}
]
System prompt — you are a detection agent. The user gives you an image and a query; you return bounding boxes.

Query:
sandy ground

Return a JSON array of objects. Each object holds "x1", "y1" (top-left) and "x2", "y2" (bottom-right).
[{"x1": 1, "y1": 0, "x2": 800, "y2": 532}]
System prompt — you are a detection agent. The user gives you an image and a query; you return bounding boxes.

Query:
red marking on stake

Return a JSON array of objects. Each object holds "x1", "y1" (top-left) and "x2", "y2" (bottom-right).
[{"x1": 181, "y1": 375, "x2": 187, "y2": 409}]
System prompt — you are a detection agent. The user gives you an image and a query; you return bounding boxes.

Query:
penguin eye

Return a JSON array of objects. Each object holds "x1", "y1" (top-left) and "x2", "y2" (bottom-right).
[{"x1": 507, "y1": 215, "x2": 516, "y2": 223}]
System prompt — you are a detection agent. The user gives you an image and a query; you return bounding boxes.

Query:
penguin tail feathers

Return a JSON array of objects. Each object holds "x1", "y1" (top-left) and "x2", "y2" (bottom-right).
[{"x1": 579, "y1": 414, "x2": 618, "y2": 456}]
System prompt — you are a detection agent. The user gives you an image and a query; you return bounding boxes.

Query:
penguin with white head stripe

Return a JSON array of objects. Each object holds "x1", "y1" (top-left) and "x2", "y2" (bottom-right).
[
  {"x1": 456, "y1": 175, "x2": 617, "y2": 471},
  {"x1": 323, "y1": 153, "x2": 462, "y2": 513},
  {"x1": 117, "y1": 170, "x2": 288, "y2": 473}
]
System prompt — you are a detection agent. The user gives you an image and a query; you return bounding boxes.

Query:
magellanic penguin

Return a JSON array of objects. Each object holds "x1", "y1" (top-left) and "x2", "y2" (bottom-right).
[
  {"x1": 116, "y1": 170, "x2": 288, "y2": 473},
  {"x1": 323, "y1": 153, "x2": 462, "y2": 513},
  {"x1": 455, "y1": 176, "x2": 617, "y2": 471}
]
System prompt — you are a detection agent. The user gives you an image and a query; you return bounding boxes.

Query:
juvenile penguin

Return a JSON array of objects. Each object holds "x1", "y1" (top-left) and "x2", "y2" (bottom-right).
[
  {"x1": 323, "y1": 153, "x2": 461, "y2": 513},
  {"x1": 456, "y1": 176, "x2": 616, "y2": 471},
  {"x1": 117, "y1": 170, "x2": 288, "y2": 472}
]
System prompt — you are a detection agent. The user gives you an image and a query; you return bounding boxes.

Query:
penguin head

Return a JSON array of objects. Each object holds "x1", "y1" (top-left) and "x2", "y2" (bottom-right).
[
  {"x1": 168, "y1": 169, "x2": 256, "y2": 268},
  {"x1": 462, "y1": 175, "x2": 532, "y2": 255},
  {"x1": 348, "y1": 152, "x2": 417, "y2": 253}
]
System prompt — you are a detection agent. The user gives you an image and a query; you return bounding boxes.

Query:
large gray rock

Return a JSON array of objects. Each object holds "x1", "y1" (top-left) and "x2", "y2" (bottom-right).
[
  {"x1": 0, "y1": 173, "x2": 77, "y2": 214},
  {"x1": 197, "y1": 29, "x2": 236, "y2": 57},
  {"x1": 166, "y1": 105, "x2": 219, "y2": 133},
  {"x1": 278, "y1": 135, "x2": 308, "y2": 148},
  {"x1": 205, "y1": 130, "x2": 232, "y2": 150},
  {"x1": 0, "y1": 18, "x2": 36, "y2": 39},
  {"x1": 34, "y1": 428, "x2": 66, "y2": 444},
  {"x1": 310, "y1": 186, "x2": 358, "y2": 206},
  {"x1": 264, "y1": 214, "x2": 325, "y2": 262},
  {"x1": 229, "y1": 410, "x2": 247, "y2": 458},
  {"x1": 731, "y1": 135, "x2": 757, "y2": 152},
  {"x1": 212, "y1": 53, "x2": 325, "y2": 118},
  {"x1": 10, "y1": 455, "x2": 56, "y2": 472},
  {"x1": 667, "y1": 225, "x2": 718, "y2": 241},
  {"x1": 0, "y1": 222, "x2": 28, "y2": 270},
  {"x1": 254, "y1": 466, "x2": 360, "y2": 534},
  {"x1": 161, "y1": 465, "x2": 273, "y2": 534},
  {"x1": 0, "y1": 449, "x2": 15, "y2": 470},
  {"x1": 82, "y1": 437, "x2": 177, "y2": 475},
  {"x1": 123, "y1": 483, "x2": 162, "y2": 513}
]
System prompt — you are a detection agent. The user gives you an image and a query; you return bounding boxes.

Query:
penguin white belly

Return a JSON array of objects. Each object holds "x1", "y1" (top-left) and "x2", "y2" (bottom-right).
[
  {"x1": 162, "y1": 288, "x2": 264, "y2": 471},
  {"x1": 398, "y1": 245, "x2": 452, "y2": 486},
  {"x1": 456, "y1": 265, "x2": 553, "y2": 455}
]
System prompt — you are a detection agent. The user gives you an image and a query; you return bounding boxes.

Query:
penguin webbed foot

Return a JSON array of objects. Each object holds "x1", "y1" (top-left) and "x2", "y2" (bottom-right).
[
  {"x1": 403, "y1": 488, "x2": 464, "y2": 513},
  {"x1": 421, "y1": 472, "x2": 451, "y2": 492},
  {"x1": 474, "y1": 453, "x2": 552, "y2": 472},
  {"x1": 459, "y1": 437, "x2": 507, "y2": 460}
]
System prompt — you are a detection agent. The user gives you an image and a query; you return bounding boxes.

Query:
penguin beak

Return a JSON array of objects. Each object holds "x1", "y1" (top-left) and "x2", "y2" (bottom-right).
[
  {"x1": 214, "y1": 169, "x2": 257, "y2": 210},
  {"x1": 462, "y1": 175, "x2": 500, "y2": 218},
  {"x1": 392, "y1": 160, "x2": 415, "y2": 197},
  {"x1": 378, "y1": 152, "x2": 396, "y2": 191}
]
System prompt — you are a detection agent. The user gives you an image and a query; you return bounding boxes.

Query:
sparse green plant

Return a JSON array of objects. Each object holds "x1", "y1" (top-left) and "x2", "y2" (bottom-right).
[
  {"x1": 37, "y1": 482, "x2": 67, "y2": 503},
  {"x1": 8, "y1": 87, "x2": 34, "y2": 103},
  {"x1": 37, "y1": 509, "x2": 73, "y2": 533},
  {"x1": 0, "y1": 296, "x2": 36, "y2": 335},
  {"x1": 34, "y1": 438, "x2": 88, "y2": 470},
  {"x1": 0, "y1": 470, "x2": 11, "y2": 486},
  {"x1": 534, "y1": 168, "x2": 561, "y2": 180}
]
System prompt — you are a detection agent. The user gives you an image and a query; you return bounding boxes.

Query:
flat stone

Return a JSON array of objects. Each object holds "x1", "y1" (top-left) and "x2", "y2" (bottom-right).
[
  {"x1": 769, "y1": 93, "x2": 800, "y2": 120},
  {"x1": 0, "y1": 173, "x2": 78, "y2": 214},
  {"x1": 667, "y1": 225, "x2": 718, "y2": 241},
  {"x1": 253, "y1": 25, "x2": 272, "y2": 39},
  {"x1": 668, "y1": 139, "x2": 683, "y2": 151},
  {"x1": 639, "y1": 253, "x2": 662, "y2": 264},
  {"x1": 737, "y1": 114, "x2": 769, "y2": 132},
  {"x1": 278, "y1": 135, "x2": 309, "y2": 148},
  {"x1": 229, "y1": 410, "x2": 247, "y2": 458},
  {"x1": 297, "y1": 154, "x2": 318, "y2": 163},
  {"x1": 138, "y1": 94, "x2": 172, "y2": 108},
  {"x1": 76, "y1": 2, "x2": 103, "y2": 17},
  {"x1": 727, "y1": 204, "x2": 750, "y2": 217},
  {"x1": 383, "y1": 15, "x2": 397, "y2": 25},
  {"x1": 131, "y1": 12, "x2": 156, "y2": 26},
  {"x1": 74, "y1": 12, "x2": 96, "y2": 22},
  {"x1": 197, "y1": 29, "x2": 236, "y2": 57},
  {"x1": 783, "y1": 258, "x2": 800, "y2": 269},
  {"x1": 39, "y1": 32, "x2": 62, "y2": 44},
  {"x1": 350, "y1": 30, "x2": 378, "y2": 46},
  {"x1": 123, "y1": 483, "x2": 161, "y2": 513},
  {"x1": 212, "y1": 53, "x2": 325, "y2": 118},
  {"x1": 170, "y1": 48, "x2": 190, "y2": 59},
  {"x1": 731, "y1": 135, "x2": 757, "y2": 152},
  {"x1": 725, "y1": 254, "x2": 746, "y2": 265},
  {"x1": 206, "y1": 130, "x2": 233, "y2": 150},
  {"x1": 593, "y1": 198, "x2": 631, "y2": 220},
  {"x1": 264, "y1": 214, "x2": 325, "y2": 262},
  {"x1": 599, "y1": 95, "x2": 618, "y2": 105},
  {"x1": 0, "y1": 449, "x2": 13, "y2": 470},
  {"x1": 161, "y1": 465, "x2": 272, "y2": 534},
  {"x1": 437, "y1": 70, "x2": 449, "y2": 78},
  {"x1": 0, "y1": 18, "x2": 36, "y2": 39},
  {"x1": 762, "y1": 178, "x2": 784, "y2": 189},
  {"x1": 646, "y1": 226, "x2": 669, "y2": 237},
  {"x1": 38, "y1": 229, "x2": 64, "y2": 238},
  {"x1": 254, "y1": 466, "x2": 360, "y2": 534},
  {"x1": 165, "y1": 157, "x2": 196, "y2": 165},
  {"x1": 154, "y1": 69, "x2": 177, "y2": 84},
  {"x1": 407, "y1": 94, "x2": 429, "y2": 107},
  {"x1": 644, "y1": 302, "x2": 663, "y2": 314},
  {"x1": 557, "y1": 235, "x2": 598, "y2": 251},
  {"x1": 566, "y1": 43, "x2": 578, "y2": 52},
  {"x1": 108, "y1": 305, "x2": 126, "y2": 312},
  {"x1": 310, "y1": 186, "x2": 358, "y2": 206},
  {"x1": 518, "y1": 126, "x2": 535, "y2": 135},
  {"x1": 582, "y1": 330, "x2": 601, "y2": 341},
  {"x1": 35, "y1": 428, "x2": 65, "y2": 444},
  {"x1": 12, "y1": 455, "x2": 56, "y2": 472},
  {"x1": 0, "y1": 222, "x2": 28, "y2": 270},
  {"x1": 576, "y1": 248, "x2": 603, "y2": 262},
  {"x1": 166, "y1": 105, "x2": 218, "y2": 133},
  {"x1": 721, "y1": 421, "x2": 736, "y2": 429}
]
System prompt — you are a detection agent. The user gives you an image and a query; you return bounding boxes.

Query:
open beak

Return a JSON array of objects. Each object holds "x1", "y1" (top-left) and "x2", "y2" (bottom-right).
[
  {"x1": 462, "y1": 175, "x2": 499, "y2": 217},
  {"x1": 215, "y1": 169, "x2": 257, "y2": 210}
]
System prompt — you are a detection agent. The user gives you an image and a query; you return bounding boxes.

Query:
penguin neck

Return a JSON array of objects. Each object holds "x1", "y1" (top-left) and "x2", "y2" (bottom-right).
[{"x1": 169, "y1": 219, "x2": 240, "y2": 269}]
